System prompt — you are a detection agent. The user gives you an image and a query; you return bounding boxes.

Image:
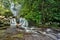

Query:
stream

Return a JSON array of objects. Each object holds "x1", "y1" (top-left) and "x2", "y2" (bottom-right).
[{"x1": 0, "y1": 27, "x2": 60, "y2": 40}]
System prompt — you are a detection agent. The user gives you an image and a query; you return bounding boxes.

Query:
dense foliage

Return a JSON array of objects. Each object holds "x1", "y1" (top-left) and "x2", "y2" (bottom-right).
[{"x1": 0, "y1": 0, "x2": 60, "y2": 27}]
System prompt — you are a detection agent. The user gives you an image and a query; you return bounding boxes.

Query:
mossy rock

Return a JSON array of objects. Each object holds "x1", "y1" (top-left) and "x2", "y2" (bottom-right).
[{"x1": 11, "y1": 33, "x2": 23, "y2": 38}]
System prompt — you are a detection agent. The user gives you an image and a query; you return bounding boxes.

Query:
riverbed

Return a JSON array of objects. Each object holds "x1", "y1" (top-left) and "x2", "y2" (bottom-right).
[{"x1": 0, "y1": 28, "x2": 59, "y2": 40}]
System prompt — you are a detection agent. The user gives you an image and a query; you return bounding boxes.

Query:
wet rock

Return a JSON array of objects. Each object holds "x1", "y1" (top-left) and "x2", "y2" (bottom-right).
[
  {"x1": 57, "y1": 33, "x2": 60, "y2": 40},
  {"x1": 6, "y1": 27, "x2": 18, "y2": 35},
  {"x1": 46, "y1": 28, "x2": 54, "y2": 34}
]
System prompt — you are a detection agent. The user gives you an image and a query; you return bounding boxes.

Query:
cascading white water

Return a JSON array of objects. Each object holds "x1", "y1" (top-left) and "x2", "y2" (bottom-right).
[
  {"x1": 9, "y1": 1, "x2": 29, "y2": 29},
  {"x1": 9, "y1": 1, "x2": 60, "y2": 40},
  {"x1": 10, "y1": 2, "x2": 20, "y2": 27},
  {"x1": 10, "y1": 2, "x2": 21, "y2": 16}
]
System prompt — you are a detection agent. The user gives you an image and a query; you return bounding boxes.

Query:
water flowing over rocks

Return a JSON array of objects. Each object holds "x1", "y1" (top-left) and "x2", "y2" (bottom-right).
[
  {"x1": 0, "y1": 1, "x2": 59, "y2": 40},
  {"x1": 0, "y1": 27, "x2": 60, "y2": 40}
]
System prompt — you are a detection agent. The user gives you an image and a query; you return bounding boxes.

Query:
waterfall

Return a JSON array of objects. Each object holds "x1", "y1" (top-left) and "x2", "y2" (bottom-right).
[{"x1": 10, "y1": 2, "x2": 21, "y2": 16}]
